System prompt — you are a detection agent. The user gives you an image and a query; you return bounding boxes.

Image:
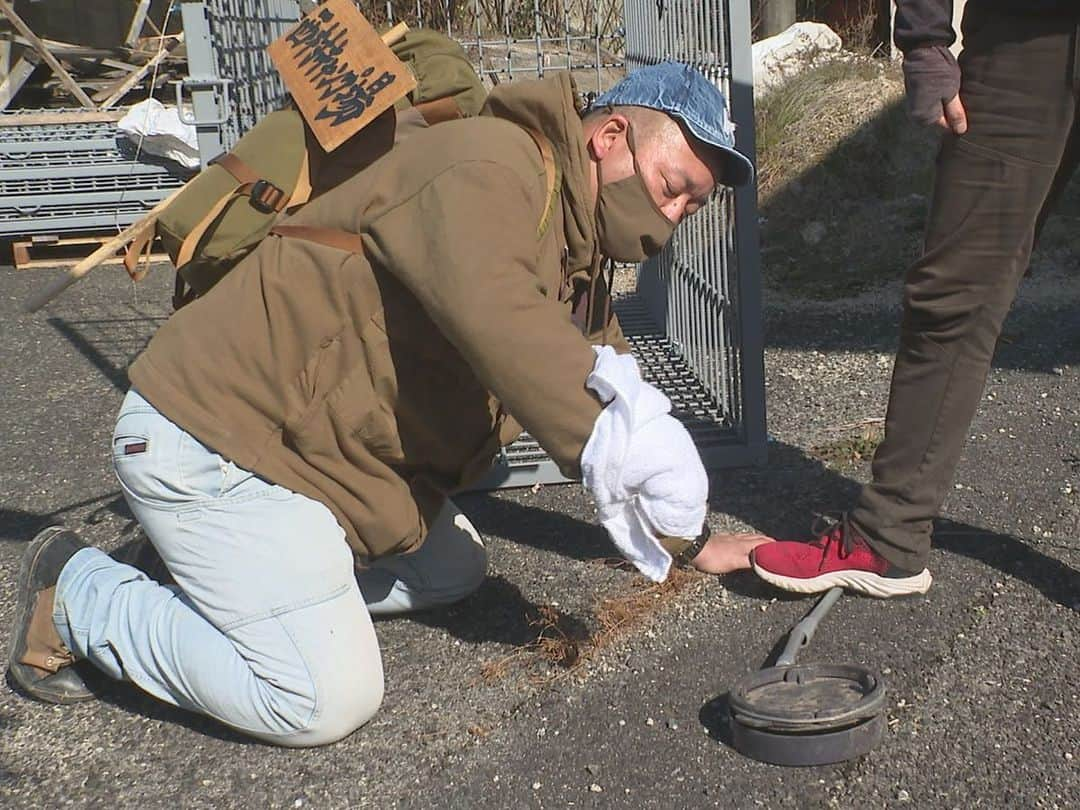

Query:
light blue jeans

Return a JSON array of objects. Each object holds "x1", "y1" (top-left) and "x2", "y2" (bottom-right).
[{"x1": 53, "y1": 390, "x2": 488, "y2": 747}]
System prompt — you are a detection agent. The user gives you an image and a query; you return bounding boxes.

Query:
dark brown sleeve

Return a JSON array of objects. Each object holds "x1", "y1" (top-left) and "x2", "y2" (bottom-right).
[{"x1": 894, "y1": 0, "x2": 955, "y2": 53}]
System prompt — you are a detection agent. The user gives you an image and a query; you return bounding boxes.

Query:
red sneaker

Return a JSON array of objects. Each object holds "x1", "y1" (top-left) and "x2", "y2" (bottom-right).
[{"x1": 751, "y1": 516, "x2": 932, "y2": 597}]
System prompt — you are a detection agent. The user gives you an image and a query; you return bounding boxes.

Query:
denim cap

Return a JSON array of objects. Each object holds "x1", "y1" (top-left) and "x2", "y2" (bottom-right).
[{"x1": 591, "y1": 61, "x2": 754, "y2": 187}]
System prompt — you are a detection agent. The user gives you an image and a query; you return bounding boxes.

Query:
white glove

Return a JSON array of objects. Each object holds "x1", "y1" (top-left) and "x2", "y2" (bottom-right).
[{"x1": 580, "y1": 346, "x2": 708, "y2": 581}]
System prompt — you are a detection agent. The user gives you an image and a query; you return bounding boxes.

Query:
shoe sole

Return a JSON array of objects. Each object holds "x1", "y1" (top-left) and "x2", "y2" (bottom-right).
[
  {"x1": 752, "y1": 562, "x2": 933, "y2": 598},
  {"x1": 7, "y1": 527, "x2": 95, "y2": 704}
]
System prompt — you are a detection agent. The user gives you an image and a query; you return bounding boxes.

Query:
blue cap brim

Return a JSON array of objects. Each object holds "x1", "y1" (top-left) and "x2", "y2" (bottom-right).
[{"x1": 679, "y1": 117, "x2": 755, "y2": 187}]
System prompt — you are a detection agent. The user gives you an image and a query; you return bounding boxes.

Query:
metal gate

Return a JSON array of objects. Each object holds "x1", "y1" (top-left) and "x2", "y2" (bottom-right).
[{"x1": 181, "y1": 0, "x2": 767, "y2": 481}]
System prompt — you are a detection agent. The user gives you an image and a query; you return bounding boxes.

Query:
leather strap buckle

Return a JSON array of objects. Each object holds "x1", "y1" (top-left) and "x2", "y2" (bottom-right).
[{"x1": 249, "y1": 178, "x2": 286, "y2": 214}]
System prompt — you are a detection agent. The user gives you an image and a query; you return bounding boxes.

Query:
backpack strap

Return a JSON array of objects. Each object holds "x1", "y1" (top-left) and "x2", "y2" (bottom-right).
[
  {"x1": 517, "y1": 125, "x2": 559, "y2": 237},
  {"x1": 287, "y1": 150, "x2": 313, "y2": 208},
  {"x1": 172, "y1": 153, "x2": 295, "y2": 269},
  {"x1": 413, "y1": 96, "x2": 463, "y2": 126},
  {"x1": 270, "y1": 224, "x2": 366, "y2": 254}
]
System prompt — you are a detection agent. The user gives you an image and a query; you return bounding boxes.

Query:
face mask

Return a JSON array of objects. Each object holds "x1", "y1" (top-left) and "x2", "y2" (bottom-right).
[{"x1": 593, "y1": 124, "x2": 677, "y2": 263}]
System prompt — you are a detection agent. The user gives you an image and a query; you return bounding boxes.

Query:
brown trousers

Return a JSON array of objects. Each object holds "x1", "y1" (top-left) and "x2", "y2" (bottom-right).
[{"x1": 851, "y1": 9, "x2": 1080, "y2": 572}]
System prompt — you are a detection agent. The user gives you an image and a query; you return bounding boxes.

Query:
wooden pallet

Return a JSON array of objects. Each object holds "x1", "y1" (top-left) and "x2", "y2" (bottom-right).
[{"x1": 10, "y1": 233, "x2": 167, "y2": 271}]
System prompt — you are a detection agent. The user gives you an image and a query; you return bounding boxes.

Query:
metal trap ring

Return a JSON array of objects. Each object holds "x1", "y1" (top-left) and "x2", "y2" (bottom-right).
[{"x1": 728, "y1": 588, "x2": 889, "y2": 766}]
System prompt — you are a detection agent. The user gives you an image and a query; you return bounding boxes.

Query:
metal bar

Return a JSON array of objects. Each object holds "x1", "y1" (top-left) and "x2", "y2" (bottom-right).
[
  {"x1": 727, "y1": 0, "x2": 767, "y2": 460},
  {"x1": 179, "y1": 0, "x2": 226, "y2": 165},
  {"x1": 775, "y1": 588, "x2": 845, "y2": 667}
]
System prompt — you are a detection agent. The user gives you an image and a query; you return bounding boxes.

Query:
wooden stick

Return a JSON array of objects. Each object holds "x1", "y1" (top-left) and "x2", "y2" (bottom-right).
[
  {"x1": 24, "y1": 187, "x2": 182, "y2": 313},
  {"x1": 382, "y1": 22, "x2": 409, "y2": 46},
  {"x1": 0, "y1": 109, "x2": 125, "y2": 126},
  {"x1": 0, "y1": 51, "x2": 38, "y2": 111},
  {"x1": 99, "y1": 31, "x2": 183, "y2": 109},
  {"x1": 12, "y1": 34, "x2": 115, "y2": 60},
  {"x1": 0, "y1": 0, "x2": 95, "y2": 108},
  {"x1": 125, "y1": 0, "x2": 153, "y2": 48}
]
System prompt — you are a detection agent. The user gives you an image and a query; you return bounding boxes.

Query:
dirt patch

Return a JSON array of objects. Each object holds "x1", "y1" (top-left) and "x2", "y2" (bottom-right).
[{"x1": 810, "y1": 417, "x2": 885, "y2": 470}]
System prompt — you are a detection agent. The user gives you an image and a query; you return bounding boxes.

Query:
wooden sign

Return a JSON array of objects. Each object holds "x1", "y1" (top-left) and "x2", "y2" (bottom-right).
[{"x1": 267, "y1": 0, "x2": 416, "y2": 152}]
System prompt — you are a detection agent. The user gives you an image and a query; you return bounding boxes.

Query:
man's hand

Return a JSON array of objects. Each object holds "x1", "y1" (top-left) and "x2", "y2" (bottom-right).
[
  {"x1": 903, "y1": 44, "x2": 968, "y2": 135},
  {"x1": 691, "y1": 532, "x2": 773, "y2": 575},
  {"x1": 936, "y1": 93, "x2": 968, "y2": 135}
]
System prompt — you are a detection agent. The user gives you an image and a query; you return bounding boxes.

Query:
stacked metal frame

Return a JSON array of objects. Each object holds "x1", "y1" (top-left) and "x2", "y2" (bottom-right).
[{"x1": 0, "y1": 115, "x2": 188, "y2": 237}]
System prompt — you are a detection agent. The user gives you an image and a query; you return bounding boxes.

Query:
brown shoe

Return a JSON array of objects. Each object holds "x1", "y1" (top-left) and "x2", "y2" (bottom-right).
[{"x1": 7, "y1": 527, "x2": 96, "y2": 704}]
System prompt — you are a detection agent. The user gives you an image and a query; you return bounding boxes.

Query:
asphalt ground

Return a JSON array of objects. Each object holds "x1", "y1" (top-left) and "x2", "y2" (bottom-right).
[{"x1": 0, "y1": 261, "x2": 1077, "y2": 809}]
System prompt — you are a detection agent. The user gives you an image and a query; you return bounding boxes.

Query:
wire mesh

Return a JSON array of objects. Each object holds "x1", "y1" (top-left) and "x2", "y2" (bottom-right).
[
  {"x1": 623, "y1": 0, "x2": 750, "y2": 445},
  {"x1": 360, "y1": 1, "x2": 624, "y2": 96}
]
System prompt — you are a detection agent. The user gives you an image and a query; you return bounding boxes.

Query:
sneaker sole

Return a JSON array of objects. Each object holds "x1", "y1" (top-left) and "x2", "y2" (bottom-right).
[
  {"x1": 752, "y1": 562, "x2": 933, "y2": 598},
  {"x1": 7, "y1": 527, "x2": 95, "y2": 704}
]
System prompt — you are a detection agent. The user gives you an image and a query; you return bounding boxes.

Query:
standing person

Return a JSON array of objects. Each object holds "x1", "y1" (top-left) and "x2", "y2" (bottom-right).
[
  {"x1": 8, "y1": 63, "x2": 769, "y2": 745},
  {"x1": 752, "y1": 0, "x2": 1080, "y2": 596}
]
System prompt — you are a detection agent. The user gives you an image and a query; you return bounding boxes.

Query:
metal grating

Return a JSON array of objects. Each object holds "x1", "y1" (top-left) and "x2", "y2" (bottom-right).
[
  {"x1": 0, "y1": 198, "x2": 177, "y2": 233},
  {"x1": 0, "y1": 111, "x2": 188, "y2": 237},
  {"x1": 179, "y1": 0, "x2": 301, "y2": 162},
  {"x1": 625, "y1": 0, "x2": 765, "y2": 467}
]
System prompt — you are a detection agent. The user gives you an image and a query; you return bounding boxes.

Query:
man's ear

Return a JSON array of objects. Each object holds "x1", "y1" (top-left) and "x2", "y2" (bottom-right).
[{"x1": 587, "y1": 113, "x2": 630, "y2": 161}]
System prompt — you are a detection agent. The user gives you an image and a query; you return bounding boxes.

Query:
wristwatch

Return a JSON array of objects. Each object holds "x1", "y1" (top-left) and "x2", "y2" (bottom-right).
[{"x1": 658, "y1": 522, "x2": 711, "y2": 568}]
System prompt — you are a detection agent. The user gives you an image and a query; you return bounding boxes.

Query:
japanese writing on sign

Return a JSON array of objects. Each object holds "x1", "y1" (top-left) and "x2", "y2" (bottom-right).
[{"x1": 268, "y1": 0, "x2": 415, "y2": 152}]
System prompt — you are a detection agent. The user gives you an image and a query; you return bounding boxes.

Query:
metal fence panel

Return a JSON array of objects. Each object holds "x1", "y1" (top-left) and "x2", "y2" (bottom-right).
[
  {"x1": 623, "y1": 0, "x2": 766, "y2": 468},
  {"x1": 178, "y1": 0, "x2": 301, "y2": 163}
]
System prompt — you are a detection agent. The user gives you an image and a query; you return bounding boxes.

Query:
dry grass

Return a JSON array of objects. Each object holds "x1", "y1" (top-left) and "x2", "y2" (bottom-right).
[
  {"x1": 476, "y1": 563, "x2": 703, "y2": 685},
  {"x1": 358, "y1": 1, "x2": 623, "y2": 39},
  {"x1": 810, "y1": 419, "x2": 885, "y2": 468},
  {"x1": 755, "y1": 57, "x2": 941, "y2": 299},
  {"x1": 755, "y1": 57, "x2": 906, "y2": 200}
]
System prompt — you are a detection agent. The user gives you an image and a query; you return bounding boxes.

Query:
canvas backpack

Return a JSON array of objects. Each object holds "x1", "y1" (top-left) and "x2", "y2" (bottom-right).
[{"x1": 136, "y1": 28, "x2": 490, "y2": 309}]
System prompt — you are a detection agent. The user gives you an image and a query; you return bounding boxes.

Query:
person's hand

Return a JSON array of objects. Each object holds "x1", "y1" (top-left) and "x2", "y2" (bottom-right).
[
  {"x1": 902, "y1": 45, "x2": 968, "y2": 136},
  {"x1": 936, "y1": 93, "x2": 968, "y2": 135},
  {"x1": 690, "y1": 532, "x2": 773, "y2": 575}
]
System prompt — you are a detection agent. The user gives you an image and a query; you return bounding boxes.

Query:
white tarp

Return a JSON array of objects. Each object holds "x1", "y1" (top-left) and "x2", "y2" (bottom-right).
[{"x1": 118, "y1": 98, "x2": 200, "y2": 170}]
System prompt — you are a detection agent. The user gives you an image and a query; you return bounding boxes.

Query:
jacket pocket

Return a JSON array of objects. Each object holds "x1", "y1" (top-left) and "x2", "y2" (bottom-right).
[
  {"x1": 326, "y1": 317, "x2": 403, "y2": 465},
  {"x1": 287, "y1": 330, "x2": 345, "y2": 434}
]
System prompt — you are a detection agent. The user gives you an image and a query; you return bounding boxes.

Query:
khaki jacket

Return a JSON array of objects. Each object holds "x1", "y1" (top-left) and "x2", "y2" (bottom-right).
[{"x1": 129, "y1": 73, "x2": 626, "y2": 561}]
